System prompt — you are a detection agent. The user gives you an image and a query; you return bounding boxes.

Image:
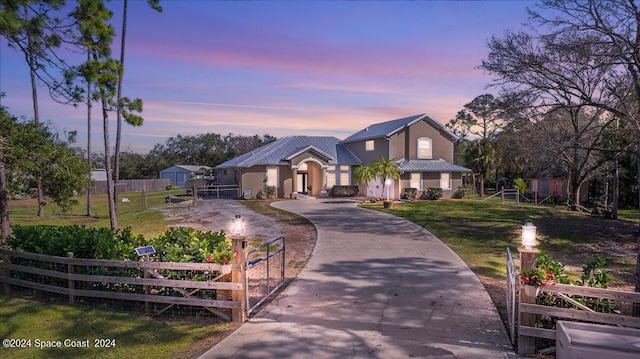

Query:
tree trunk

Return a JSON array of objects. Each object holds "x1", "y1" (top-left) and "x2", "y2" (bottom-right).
[
  {"x1": 479, "y1": 173, "x2": 485, "y2": 199},
  {"x1": 113, "y1": 0, "x2": 129, "y2": 215},
  {"x1": 25, "y1": 7, "x2": 45, "y2": 218},
  {"x1": 98, "y1": 81, "x2": 117, "y2": 232},
  {"x1": 0, "y1": 161, "x2": 9, "y2": 243},
  {"x1": 86, "y1": 54, "x2": 93, "y2": 217}
]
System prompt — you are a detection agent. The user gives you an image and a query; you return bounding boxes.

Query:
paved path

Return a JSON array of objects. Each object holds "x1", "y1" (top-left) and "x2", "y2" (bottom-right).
[{"x1": 199, "y1": 198, "x2": 515, "y2": 358}]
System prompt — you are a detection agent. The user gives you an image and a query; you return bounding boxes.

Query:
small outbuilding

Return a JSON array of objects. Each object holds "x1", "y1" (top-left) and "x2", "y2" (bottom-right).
[{"x1": 159, "y1": 165, "x2": 212, "y2": 187}]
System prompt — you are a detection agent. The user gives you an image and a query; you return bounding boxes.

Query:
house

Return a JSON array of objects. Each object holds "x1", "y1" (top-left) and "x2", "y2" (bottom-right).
[
  {"x1": 216, "y1": 136, "x2": 361, "y2": 199},
  {"x1": 216, "y1": 114, "x2": 470, "y2": 199},
  {"x1": 159, "y1": 165, "x2": 213, "y2": 187}
]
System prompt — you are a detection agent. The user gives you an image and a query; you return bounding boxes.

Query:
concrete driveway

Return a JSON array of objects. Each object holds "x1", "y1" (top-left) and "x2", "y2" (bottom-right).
[{"x1": 199, "y1": 198, "x2": 515, "y2": 358}]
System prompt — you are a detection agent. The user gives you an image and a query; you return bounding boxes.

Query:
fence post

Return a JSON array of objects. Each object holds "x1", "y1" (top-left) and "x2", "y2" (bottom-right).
[
  {"x1": 518, "y1": 247, "x2": 539, "y2": 355},
  {"x1": 67, "y1": 252, "x2": 75, "y2": 304},
  {"x1": 143, "y1": 257, "x2": 150, "y2": 316},
  {"x1": 231, "y1": 237, "x2": 247, "y2": 323},
  {"x1": 2, "y1": 246, "x2": 10, "y2": 295}
]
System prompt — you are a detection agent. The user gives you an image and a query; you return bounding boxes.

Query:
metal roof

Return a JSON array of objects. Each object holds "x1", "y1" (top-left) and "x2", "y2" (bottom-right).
[
  {"x1": 342, "y1": 113, "x2": 457, "y2": 143},
  {"x1": 397, "y1": 159, "x2": 471, "y2": 173},
  {"x1": 216, "y1": 136, "x2": 361, "y2": 168}
]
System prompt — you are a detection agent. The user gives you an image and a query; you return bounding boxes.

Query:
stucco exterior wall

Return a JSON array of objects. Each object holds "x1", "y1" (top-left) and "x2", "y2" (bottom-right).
[
  {"x1": 388, "y1": 120, "x2": 454, "y2": 161},
  {"x1": 344, "y1": 137, "x2": 389, "y2": 165}
]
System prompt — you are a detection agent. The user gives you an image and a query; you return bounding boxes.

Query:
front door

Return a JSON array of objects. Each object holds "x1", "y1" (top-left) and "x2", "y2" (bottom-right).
[{"x1": 297, "y1": 173, "x2": 308, "y2": 194}]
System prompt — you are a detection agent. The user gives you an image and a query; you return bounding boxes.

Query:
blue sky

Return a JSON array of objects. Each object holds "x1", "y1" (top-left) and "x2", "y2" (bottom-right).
[{"x1": 0, "y1": 1, "x2": 533, "y2": 153}]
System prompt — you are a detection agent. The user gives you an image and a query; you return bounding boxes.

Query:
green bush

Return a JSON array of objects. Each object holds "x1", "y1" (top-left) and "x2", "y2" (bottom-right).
[
  {"x1": 150, "y1": 227, "x2": 227, "y2": 263},
  {"x1": 6, "y1": 225, "x2": 228, "y2": 263},
  {"x1": 451, "y1": 188, "x2": 465, "y2": 199},
  {"x1": 7, "y1": 225, "x2": 146, "y2": 260},
  {"x1": 400, "y1": 188, "x2": 418, "y2": 200},
  {"x1": 420, "y1": 188, "x2": 442, "y2": 200},
  {"x1": 330, "y1": 185, "x2": 359, "y2": 197}
]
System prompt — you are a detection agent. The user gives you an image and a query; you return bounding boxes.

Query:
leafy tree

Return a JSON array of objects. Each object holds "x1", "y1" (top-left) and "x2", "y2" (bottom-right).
[
  {"x1": 0, "y1": 0, "x2": 83, "y2": 217},
  {"x1": 480, "y1": 0, "x2": 640, "y2": 294},
  {"x1": 447, "y1": 94, "x2": 503, "y2": 141},
  {"x1": 353, "y1": 165, "x2": 378, "y2": 200},
  {"x1": 0, "y1": 106, "x2": 90, "y2": 242},
  {"x1": 447, "y1": 94, "x2": 503, "y2": 198},
  {"x1": 371, "y1": 157, "x2": 401, "y2": 200}
]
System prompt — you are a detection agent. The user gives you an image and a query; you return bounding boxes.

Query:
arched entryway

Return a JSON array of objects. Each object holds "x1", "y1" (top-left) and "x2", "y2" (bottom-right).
[{"x1": 295, "y1": 160, "x2": 323, "y2": 196}]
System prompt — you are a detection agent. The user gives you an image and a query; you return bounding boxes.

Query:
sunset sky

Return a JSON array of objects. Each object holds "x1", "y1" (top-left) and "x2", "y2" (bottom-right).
[{"x1": 0, "y1": 1, "x2": 533, "y2": 154}]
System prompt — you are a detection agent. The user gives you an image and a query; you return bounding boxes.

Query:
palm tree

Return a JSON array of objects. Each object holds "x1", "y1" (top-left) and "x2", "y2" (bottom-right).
[
  {"x1": 353, "y1": 165, "x2": 378, "y2": 200},
  {"x1": 371, "y1": 157, "x2": 401, "y2": 200}
]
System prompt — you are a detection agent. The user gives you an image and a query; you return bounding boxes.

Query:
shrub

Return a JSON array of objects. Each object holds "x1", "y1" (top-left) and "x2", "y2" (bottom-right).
[
  {"x1": 7, "y1": 225, "x2": 146, "y2": 260},
  {"x1": 330, "y1": 185, "x2": 360, "y2": 197},
  {"x1": 420, "y1": 188, "x2": 442, "y2": 200},
  {"x1": 451, "y1": 188, "x2": 465, "y2": 199},
  {"x1": 400, "y1": 188, "x2": 418, "y2": 200},
  {"x1": 150, "y1": 227, "x2": 227, "y2": 263},
  {"x1": 166, "y1": 183, "x2": 175, "y2": 190}
]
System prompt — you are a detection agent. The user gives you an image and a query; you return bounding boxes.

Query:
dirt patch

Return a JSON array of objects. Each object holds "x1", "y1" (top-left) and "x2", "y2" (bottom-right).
[{"x1": 161, "y1": 198, "x2": 317, "y2": 284}]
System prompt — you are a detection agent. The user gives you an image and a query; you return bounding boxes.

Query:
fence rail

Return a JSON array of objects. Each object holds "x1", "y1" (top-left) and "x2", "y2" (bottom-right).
[
  {"x1": 0, "y1": 247, "x2": 242, "y2": 320},
  {"x1": 510, "y1": 246, "x2": 640, "y2": 355}
]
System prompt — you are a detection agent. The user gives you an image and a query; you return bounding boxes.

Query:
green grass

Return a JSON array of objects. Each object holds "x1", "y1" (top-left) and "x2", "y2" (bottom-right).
[
  {"x1": 364, "y1": 200, "x2": 638, "y2": 287},
  {"x1": 4, "y1": 190, "x2": 231, "y2": 359},
  {"x1": 7, "y1": 190, "x2": 181, "y2": 238},
  {"x1": 0, "y1": 296, "x2": 233, "y2": 359}
]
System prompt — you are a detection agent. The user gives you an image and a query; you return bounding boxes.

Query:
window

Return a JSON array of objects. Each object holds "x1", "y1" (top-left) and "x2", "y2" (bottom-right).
[
  {"x1": 365, "y1": 140, "x2": 374, "y2": 151},
  {"x1": 410, "y1": 173, "x2": 421, "y2": 190},
  {"x1": 266, "y1": 167, "x2": 278, "y2": 187},
  {"x1": 327, "y1": 166, "x2": 350, "y2": 187},
  {"x1": 418, "y1": 137, "x2": 432, "y2": 159},
  {"x1": 340, "y1": 172, "x2": 350, "y2": 185},
  {"x1": 440, "y1": 173, "x2": 451, "y2": 190},
  {"x1": 326, "y1": 173, "x2": 336, "y2": 188}
]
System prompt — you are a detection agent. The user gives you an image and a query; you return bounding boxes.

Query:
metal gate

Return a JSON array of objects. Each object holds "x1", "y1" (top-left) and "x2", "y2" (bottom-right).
[
  {"x1": 246, "y1": 236, "x2": 285, "y2": 315},
  {"x1": 506, "y1": 247, "x2": 518, "y2": 344}
]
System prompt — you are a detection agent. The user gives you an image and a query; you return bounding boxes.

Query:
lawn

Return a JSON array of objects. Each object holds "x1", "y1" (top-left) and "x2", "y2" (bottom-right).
[
  {"x1": 2, "y1": 191, "x2": 241, "y2": 359},
  {"x1": 364, "y1": 199, "x2": 639, "y2": 289},
  {"x1": 0, "y1": 295, "x2": 238, "y2": 359}
]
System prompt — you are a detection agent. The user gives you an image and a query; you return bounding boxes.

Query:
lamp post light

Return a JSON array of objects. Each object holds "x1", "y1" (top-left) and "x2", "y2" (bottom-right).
[
  {"x1": 231, "y1": 212, "x2": 245, "y2": 238},
  {"x1": 521, "y1": 219, "x2": 537, "y2": 250},
  {"x1": 385, "y1": 178, "x2": 391, "y2": 201}
]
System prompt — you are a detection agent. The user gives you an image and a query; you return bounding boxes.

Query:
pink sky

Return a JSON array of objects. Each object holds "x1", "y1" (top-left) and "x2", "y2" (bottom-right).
[{"x1": 0, "y1": 1, "x2": 532, "y2": 153}]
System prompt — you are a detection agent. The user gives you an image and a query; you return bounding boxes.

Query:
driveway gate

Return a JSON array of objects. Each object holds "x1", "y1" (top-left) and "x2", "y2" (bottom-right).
[{"x1": 246, "y1": 236, "x2": 285, "y2": 315}]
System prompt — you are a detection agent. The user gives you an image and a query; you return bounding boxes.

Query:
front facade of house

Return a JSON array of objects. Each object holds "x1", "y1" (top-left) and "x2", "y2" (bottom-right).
[{"x1": 216, "y1": 114, "x2": 470, "y2": 199}]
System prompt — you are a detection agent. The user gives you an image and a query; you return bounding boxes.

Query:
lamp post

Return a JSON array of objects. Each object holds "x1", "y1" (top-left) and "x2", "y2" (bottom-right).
[
  {"x1": 518, "y1": 219, "x2": 539, "y2": 355},
  {"x1": 521, "y1": 219, "x2": 537, "y2": 250},
  {"x1": 385, "y1": 178, "x2": 391, "y2": 201},
  {"x1": 229, "y1": 211, "x2": 247, "y2": 323}
]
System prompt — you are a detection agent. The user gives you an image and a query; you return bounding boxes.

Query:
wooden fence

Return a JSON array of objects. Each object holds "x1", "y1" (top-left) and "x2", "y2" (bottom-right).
[
  {"x1": 0, "y1": 244, "x2": 246, "y2": 322},
  {"x1": 518, "y1": 282, "x2": 640, "y2": 355},
  {"x1": 90, "y1": 178, "x2": 170, "y2": 194}
]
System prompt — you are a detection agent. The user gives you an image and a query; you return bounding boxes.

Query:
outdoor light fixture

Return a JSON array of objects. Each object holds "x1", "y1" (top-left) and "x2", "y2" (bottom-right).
[
  {"x1": 385, "y1": 179, "x2": 391, "y2": 201},
  {"x1": 521, "y1": 219, "x2": 537, "y2": 250},
  {"x1": 231, "y1": 211, "x2": 245, "y2": 237}
]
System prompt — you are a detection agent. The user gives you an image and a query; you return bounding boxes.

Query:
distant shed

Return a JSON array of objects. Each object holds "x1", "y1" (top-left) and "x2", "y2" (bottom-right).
[{"x1": 159, "y1": 165, "x2": 212, "y2": 187}]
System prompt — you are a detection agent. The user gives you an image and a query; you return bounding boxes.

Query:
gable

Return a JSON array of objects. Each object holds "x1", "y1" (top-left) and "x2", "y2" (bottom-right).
[{"x1": 342, "y1": 114, "x2": 457, "y2": 144}]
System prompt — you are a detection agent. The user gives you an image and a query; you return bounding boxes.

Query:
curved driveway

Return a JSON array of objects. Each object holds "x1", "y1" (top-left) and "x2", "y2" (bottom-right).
[{"x1": 199, "y1": 199, "x2": 514, "y2": 358}]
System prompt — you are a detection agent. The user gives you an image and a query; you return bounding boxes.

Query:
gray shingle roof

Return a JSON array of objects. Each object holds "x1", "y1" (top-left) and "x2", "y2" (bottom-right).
[
  {"x1": 216, "y1": 136, "x2": 361, "y2": 168},
  {"x1": 397, "y1": 159, "x2": 471, "y2": 173},
  {"x1": 342, "y1": 113, "x2": 457, "y2": 143}
]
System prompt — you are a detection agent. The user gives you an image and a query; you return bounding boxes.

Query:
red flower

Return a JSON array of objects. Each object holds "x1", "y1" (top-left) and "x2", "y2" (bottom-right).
[
  {"x1": 207, "y1": 255, "x2": 213, "y2": 263},
  {"x1": 223, "y1": 258, "x2": 228, "y2": 265}
]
